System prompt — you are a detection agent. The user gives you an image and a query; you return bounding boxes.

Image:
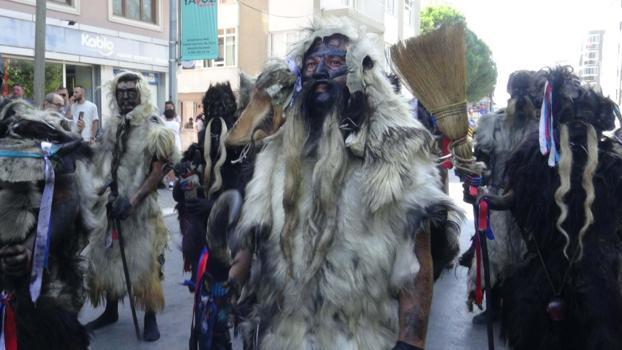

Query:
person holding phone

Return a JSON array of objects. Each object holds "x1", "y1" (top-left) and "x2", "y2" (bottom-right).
[{"x1": 70, "y1": 86, "x2": 99, "y2": 143}]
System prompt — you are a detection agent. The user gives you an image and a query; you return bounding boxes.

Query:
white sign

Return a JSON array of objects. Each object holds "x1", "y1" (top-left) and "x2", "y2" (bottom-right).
[{"x1": 81, "y1": 33, "x2": 115, "y2": 57}]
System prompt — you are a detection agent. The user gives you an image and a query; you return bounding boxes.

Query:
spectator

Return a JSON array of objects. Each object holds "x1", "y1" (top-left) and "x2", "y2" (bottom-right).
[
  {"x1": 44, "y1": 92, "x2": 85, "y2": 133},
  {"x1": 195, "y1": 113, "x2": 205, "y2": 131},
  {"x1": 57, "y1": 86, "x2": 71, "y2": 118},
  {"x1": 69, "y1": 86, "x2": 99, "y2": 143},
  {"x1": 162, "y1": 108, "x2": 181, "y2": 189},
  {"x1": 162, "y1": 100, "x2": 181, "y2": 124},
  {"x1": 10, "y1": 84, "x2": 24, "y2": 99}
]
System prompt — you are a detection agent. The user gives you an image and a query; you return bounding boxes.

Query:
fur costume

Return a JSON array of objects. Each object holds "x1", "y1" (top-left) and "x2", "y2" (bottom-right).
[
  {"x1": 174, "y1": 80, "x2": 255, "y2": 280},
  {"x1": 0, "y1": 101, "x2": 92, "y2": 349},
  {"x1": 464, "y1": 71, "x2": 543, "y2": 302},
  {"x1": 83, "y1": 71, "x2": 179, "y2": 311},
  {"x1": 232, "y1": 18, "x2": 459, "y2": 350},
  {"x1": 500, "y1": 67, "x2": 622, "y2": 349}
]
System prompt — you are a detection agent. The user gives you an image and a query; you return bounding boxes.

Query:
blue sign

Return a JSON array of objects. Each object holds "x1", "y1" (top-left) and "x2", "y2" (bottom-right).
[
  {"x1": 181, "y1": 0, "x2": 218, "y2": 60},
  {"x1": 0, "y1": 16, "x2": 168, "y2": 67}
]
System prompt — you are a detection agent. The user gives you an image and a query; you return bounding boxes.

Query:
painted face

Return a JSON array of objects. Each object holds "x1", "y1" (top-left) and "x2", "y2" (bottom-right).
[
  {"x1": 302, "y1": 34, "x2": 349, "y2": 90},
  {"x1": 116, "y1": 80, "x2": 141, "y2": 115}
]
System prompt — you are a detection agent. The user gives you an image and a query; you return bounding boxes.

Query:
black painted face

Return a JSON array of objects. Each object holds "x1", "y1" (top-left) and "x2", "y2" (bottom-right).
[
  {"x1": 116, "y1": 80, "x2": 141, "y2": 115},
  {"x1": 302, "y1": 34, "x2": 349, "y2": 91}
]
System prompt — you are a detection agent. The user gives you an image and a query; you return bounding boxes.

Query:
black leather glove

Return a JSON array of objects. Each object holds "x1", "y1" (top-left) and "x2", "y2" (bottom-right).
[
  {"x1": 392, "y1": 341, "x2": 423, "y2": 350},
  {"x1": 185, "y1": 197, "x2": 214, "y2": 217},
  {"x1": 108, "y1": 196, "x2": 133, "y2": 220}
]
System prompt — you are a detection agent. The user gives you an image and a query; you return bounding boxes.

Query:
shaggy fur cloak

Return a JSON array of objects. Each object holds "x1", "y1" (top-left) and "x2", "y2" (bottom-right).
[
  {"x1": 233, "y1": 18, "x2": 458, "y2": 350},
  {"x1": 83, "y1": 71, "x2": 179, "y2": 311},
  {"x1": 0, "y1": 101, "x2": 92, "y2": 349},
  {"x1": 501, "y1": 68, "x2": 622, "y2": 350}
]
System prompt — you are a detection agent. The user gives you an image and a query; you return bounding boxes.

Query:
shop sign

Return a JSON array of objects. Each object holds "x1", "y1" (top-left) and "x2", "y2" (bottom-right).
[
  {"x1": 180, "y1": 0, "x2": 218, "y2": 60},
  {"x1": 0, "y1": 16, "x2": 168, "y2": 67}
]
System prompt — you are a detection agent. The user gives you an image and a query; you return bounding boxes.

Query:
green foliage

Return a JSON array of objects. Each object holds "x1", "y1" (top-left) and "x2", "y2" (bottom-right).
[
  {"x1": 420, "y1": 6, "x2": 497, "y2": 102},
  {"x1": 6, "y1": 59, "x2": 63, "y2": 98}
]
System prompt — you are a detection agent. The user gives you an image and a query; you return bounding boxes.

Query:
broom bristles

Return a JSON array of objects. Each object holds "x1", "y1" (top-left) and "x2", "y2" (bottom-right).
[
  {"x1": 390, "y1": 23, "x2": 466, "y2": 110},
  {"x1": 391, "y1": 23, "x2": 482, "y2": 174}
]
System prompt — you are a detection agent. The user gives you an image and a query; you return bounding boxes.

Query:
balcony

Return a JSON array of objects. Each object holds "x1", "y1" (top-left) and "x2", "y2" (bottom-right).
[{"x1": 320, "y1": 0, "x2": 385, "y2": 33}]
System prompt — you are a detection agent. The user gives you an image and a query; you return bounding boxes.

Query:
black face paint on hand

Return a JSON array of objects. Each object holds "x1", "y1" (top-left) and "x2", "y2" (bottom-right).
[{"x1": 116, "y1": 80, "x2": 141, "y2": 115}]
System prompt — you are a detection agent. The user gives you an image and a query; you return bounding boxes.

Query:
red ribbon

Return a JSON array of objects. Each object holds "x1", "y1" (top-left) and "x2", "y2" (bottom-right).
[
  {"x1": 440, "y1": 136, "x2": 453, "y2": 169},
  {"x1": 111, "y1": 228, "x2": 118, "y2": 241},
  {"x1": 478, "y1": 199, "x2": 489, "y2": 232},
  {"x1": 2, "y1": 296, "x2": 17, "y2": 350},
  {"x1": 195, "y1": 248, "x2": 209, "y2": 293}
]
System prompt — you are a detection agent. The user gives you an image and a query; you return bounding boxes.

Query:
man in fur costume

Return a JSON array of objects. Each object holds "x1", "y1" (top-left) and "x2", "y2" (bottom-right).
[
  {"x1": 461, "y1": 70, "x2": 544, "y2": 323},
  {"x1": 0, "y1": 101, "x2": 93, "y2": 349},
  {"x1": 83, "y1": 71, "x2": 179, "y2": 341},
  {"x1": 225, "y1": 18, "x2": 458, "y2": 350},
  {"x1": 174, "y1": 80, "x2": 255, "y2": 282},
  {"x1": 481, "y1": 67, "x2": 622, "y2": 349}
]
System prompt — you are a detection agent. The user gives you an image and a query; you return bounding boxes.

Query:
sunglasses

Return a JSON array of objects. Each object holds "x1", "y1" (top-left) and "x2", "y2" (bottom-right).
[{"x1": 59, "y1": 93, "x2": 67, "y2": 97}]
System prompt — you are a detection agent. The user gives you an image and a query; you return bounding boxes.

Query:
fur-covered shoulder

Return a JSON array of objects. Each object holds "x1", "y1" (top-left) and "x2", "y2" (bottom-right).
[
  {"x1": 475, "y1": 110, "x2": 504, "y2": 154},
  {"x1": 146, "y1": 116, "x2": 180, "y2": 163}
]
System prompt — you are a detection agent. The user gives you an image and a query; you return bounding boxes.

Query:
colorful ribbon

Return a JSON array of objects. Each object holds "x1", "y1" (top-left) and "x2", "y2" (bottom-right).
[
  {"x1": 0, "y1": 293, "x2": 17, "y2": 350},
  {"x1": 29, "y1": 142, "x2": 56, "y2": 303},
  {"x1": 474, "y1": 197, "x2": 495, "y2": 306},
  {"x1": 286, "y1": 56, "x2": 303, "y2": 106},
  {"x1": 539, "y1": 81, "x2": 559, "y2": 167}
]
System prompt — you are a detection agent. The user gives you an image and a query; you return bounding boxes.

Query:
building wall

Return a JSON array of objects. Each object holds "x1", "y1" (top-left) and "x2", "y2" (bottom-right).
[
  {"x1": 0, "y1": 0, "x2": 169, "y2": 39},
  {"x1": 0, "y1": 0, "x2": 170, "y2": 123},
  {"x1": 239, "y1": 0, "x2": 268, "y2": 75}
]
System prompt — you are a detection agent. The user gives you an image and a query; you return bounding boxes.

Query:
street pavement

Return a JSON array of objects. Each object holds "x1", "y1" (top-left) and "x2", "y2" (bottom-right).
[{"x1": 82, "y1": 177, "x2": 508, "y2": 350}]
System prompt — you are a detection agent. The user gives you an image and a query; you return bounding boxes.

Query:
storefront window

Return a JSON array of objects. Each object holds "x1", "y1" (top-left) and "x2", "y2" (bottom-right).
[
  {"x1": 1, "y1": 57, "x2": 94, "y2": 103},
  {"x1": 113, "y1": 0, "x2": 157, "y2": 24},
  {"x1": 2, "y1": 58, "x2": 62, "y2": 99}
]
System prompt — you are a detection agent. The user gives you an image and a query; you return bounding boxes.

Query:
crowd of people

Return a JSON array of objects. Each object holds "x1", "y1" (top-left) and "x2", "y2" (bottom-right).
[{"x1": 1, "y1": 16, "x2": 622, "y2": 350}]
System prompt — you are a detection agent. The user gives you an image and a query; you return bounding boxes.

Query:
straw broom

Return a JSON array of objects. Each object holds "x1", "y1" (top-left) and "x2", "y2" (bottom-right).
[{"x1": 390, "y1": 23, "x2": 482, "y2": 175}]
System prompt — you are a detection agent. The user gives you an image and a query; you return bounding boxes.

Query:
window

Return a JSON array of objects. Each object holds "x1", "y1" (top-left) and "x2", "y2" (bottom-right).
[
  {"x1": 200, "y1": 28, "x2": 238, "y2": 68},
  {"x1": 49, "y1": 0, "x2": 72, "y2": 4},
  {"x1": 113, "y1": 0, "x2": 156, "y2": 24},
  {"x1": 404, "y1": 0, "x2": 413, "y2": 24},
  {"x1": 270, "y1": 31, "x2": 301, "y2": 58},
  {"x1": 385, "y1": 0, "x2": 395, "y2": 16}
]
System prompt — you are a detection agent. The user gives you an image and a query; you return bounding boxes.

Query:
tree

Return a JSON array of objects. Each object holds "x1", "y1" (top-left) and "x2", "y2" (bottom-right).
[
  {"x1": 6, "y1": 59, "x2": 62, "y2": 99},
  {"x1": 420, "y1": 6, "x2": 498, "y2": 102}
]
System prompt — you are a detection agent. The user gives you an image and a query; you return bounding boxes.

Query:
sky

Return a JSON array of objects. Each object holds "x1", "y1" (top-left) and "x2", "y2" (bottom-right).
[{"x1": 422, "y1": 0, "x2": 620, "y2": 105}]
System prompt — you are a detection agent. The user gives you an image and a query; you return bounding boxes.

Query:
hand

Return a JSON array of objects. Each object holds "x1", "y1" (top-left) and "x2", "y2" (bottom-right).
[
  {"x1": 108, "y1": 196, "x2": 133, "y2": 220},
  {"x1": 76, "y1": 119, "x2": 85, "y2": 131},
  {"x1": 392, "y1": 341, "x2": 423, "y2": 350},
  {"x1": 0, "y1": 243, "x2": 32, "y2": 277},
  {"x1": 185, "y1": 197, "x2": 214, "y2": 217},
  {"x1": 174, "y1": 161, "x2": 193, "y2": 178},
  {"x1": 462, "y1": 182, "x2": 478, "y2": 204}
]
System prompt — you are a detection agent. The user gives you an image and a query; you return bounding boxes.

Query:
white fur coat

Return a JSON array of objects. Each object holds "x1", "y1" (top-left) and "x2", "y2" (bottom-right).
[{"x1": 83, "y1": 103, "x2": 178, "y2": 311}]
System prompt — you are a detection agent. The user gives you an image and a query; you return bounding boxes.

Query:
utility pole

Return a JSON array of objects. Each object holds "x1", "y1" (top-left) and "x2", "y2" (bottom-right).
[
  {"x1": 169, "y1": 0, "x2": 178, "y2": 107},
  {"x1": 33, "y1": 0, "x2": 46, "y2": 107}
]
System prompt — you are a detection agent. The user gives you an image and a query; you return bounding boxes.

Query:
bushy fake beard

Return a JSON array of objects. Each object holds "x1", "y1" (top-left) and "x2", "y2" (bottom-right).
[
  {"x1": 279, "y1": 78, "x2": 349, "y2": 281},
  {"x1": 506, "y1": 94, "x2": 538, "y2": 127}
]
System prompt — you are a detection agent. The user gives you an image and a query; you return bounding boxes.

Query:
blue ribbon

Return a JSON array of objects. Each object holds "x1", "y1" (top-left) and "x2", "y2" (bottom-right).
[
  {"x1": 29, "y1": 142, "x2": 56, "y2": 302},
  {"x1": 286, "y1": 56, "x2": 303, "y2": 106},
  {"x1": 0, "y1": 145, "x2": 60, "y2": 159}
]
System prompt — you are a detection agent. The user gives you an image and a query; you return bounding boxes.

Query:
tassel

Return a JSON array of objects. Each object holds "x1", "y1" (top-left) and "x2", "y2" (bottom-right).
[{"x1": 539, "y1": 81, "x2": 559, "y2": 166}]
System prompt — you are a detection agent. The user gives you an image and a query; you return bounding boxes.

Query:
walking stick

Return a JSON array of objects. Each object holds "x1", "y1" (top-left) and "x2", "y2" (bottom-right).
[
  {"x1": 113, "y1": 219, "x2": 141, "y2": 341},
  {"x1": 474, "y1": 202, "x2": 495, "y2": 350}
]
